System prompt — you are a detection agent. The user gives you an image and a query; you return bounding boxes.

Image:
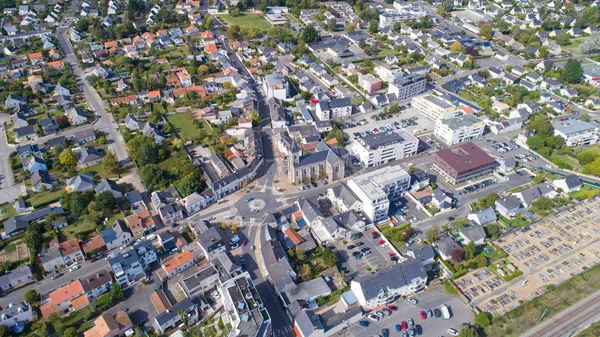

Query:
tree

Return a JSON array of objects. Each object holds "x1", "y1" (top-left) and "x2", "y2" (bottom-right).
[
  {"x1": 59, "y1": 149, "x2": 78, "y2": 167},
  {"x1": 457, "y1": 327, "x2": 478, "y2": 337},
  {"x1": 526, "y1": 135, "x2": 546, "y2": 150},
  {"x1": 24, "y1": 224, "x2": 43, "y2": 256},
  {"x1": 96, "y1": 191, "x2": 116, "y2": 213},
  {"x1": 533, "y1": 173, "x2": 545, "y2": 184},
  {"x1": 298, "y1": 264, "x2": 312, "y2": 280},
  {"x1": 0, "y1": 326, "x2": 7, "y2": 337},
  {"x1": 296, "y1": 248, "x2": 306, "y2": 261},
  {"x1": 103, "y1": 152, "x2": 119, "y2": 175},
  {"x1": 479, "y1": 23, "x2": 493, "y2": 39},
  {"x1": 63, "y1": 328, "x2": 78, "y2": 337},
  {"x1": 250, "y1": 110, "x2": 262, "y2": 128},
  {"x1": 475, "y1": 255, "x2": 487, "y2": 268},
  {"x1": 450, "y1": 249, "x2": 463, "y2": 262},
  {"x1": 588, "y1": 156, "x2": 600, "y2": 176},
  {"x1": 580, "y1": 33, "x2": 600, "y2": 54},
  {"x1": 346, "y1": 23, "x2": 357, "y2": 32},
  {"x1": 578, "y1": 147, "x2": 600, "y2": 165},
  {"x1": 301, "y1": 25, "x2": 320, "y2": 43},
  {"x1": 561, "y1": 59, "x2": 583, "y2": 84},
  {"x1": 56, "y1": 115, "x2": 70, "y2": 128},
  {"x1": 463, "y1": 242, "x2": 476, "y2": 260},
  {"x1": 110, "y1": 283, "x2": 124, "y2": 304},
  {"x1": 475, "y1": 312, "x2": 491, "y2": 327},
  {"x1": 450, "y1": 41, "x2": 463, "y2": 53},
  {"x1": 531, "y1": 196, "x2": 553, "y2": 215},
  {"x1": 176, "y1": 173, "x2": 205, "y2": 197},
  {"x1": 368, "y1": 20, "x2": 378, "y2": 34},
  {"x1": 389, "y1": 103, "x2": 399, "y2": 114},
  {"x1": 581, "y1": 113, "x2": 591, "y2": 122},
  {"x1": 477, "y1": 193, "x2": 499, "y2": 209},
  {"x1": 322, "y1": 248, "x2": 337, "y2": 268},
  {"x1": 45, "y1": 212, "x2": 60, "y2": 231},
  {"x1": 484, "y1": 224, "x2": 501, "y2": 240},
  {"x1": 24, "y1": 289, "x2": 40, "y2": 305},
  {"x1": 426, "y1": 227, "x2": 440, "y2": 243}
]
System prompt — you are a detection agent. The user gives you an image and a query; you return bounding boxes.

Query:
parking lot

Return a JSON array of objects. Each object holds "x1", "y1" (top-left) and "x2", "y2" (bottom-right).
[
  {"x1": 333, "y1": 230, "x2": 397, "y2": 278},
  {"x1": 341, "y1": 289, "x2": 473, "y2": 337},
  {"x1": 344, "y1": 107, "x2": 436, "y2": 142}
]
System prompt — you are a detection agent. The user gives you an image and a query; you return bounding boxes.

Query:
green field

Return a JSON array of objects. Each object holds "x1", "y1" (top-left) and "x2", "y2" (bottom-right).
[
  {"x1": 166, "y1": 112, "x2": 205, "y2": 142},
  {"x1": 216, "y1": 13, "x2": 271, "y2": 31},
  {"x1": 27, "y1": 189, "x2": 65, "y2": 208},
  {"x1": 578, "y1": 321, "x2": 600, "y2": 337}
]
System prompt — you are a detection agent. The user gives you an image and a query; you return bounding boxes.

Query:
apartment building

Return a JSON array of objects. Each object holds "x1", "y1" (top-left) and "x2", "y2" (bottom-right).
[
  {"x1": 220, "y1": 272, "x2": 270, "y2": 337},
  {"x1": 0, "y1": 301, "x2": 36, "y2": 328},
  {"x1": 387, "y1": 74, "x2": 426, "y2": 100},
  {"x1": 434, "y1": 114, "x2": 485, "y2": 145},
  {"x1": 433, "y1": 142, "x2": 496, "y2": 184},
  {"x1": 315, "y1": 97, "x2": 353, "y2": 121},
  {"x1": 351, "y1": 129, "x2": 418, "y2": 168},
  {"x1": 553, "y1": 120, "x2": 598, "y2": 147},
  {"x1": 358, "y1": 73, "x2": 382, "y2": 94},
  {"x1": 263, "y1": 73, "x2": 289, "y2": 100},
  {"x1": 411, "y1": 91, "x2": 459, "y2": 121},
  {"x1": 347, "y1": 165, "x2": 411, "y2": 223}
]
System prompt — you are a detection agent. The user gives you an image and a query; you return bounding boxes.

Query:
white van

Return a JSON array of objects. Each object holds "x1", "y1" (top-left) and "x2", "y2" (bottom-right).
[{"x1": 440, "y1": 304, "x2": 451, "y2": 319}]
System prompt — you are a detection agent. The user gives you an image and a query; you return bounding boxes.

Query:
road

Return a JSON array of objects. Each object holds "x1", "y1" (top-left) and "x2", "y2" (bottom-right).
[
  {"x1": 521, "y1": 288, "x2": 600, "y2": 337},
  {"x1": 0, "y1": 128, "x2": 23, "y2": 204},
  {"x1": 0, "y1": 259, "x2": 109, "y2": 307}
]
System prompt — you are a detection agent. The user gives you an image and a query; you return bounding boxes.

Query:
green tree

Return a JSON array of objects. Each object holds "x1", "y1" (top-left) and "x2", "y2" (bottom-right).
[
  {"x1": 475, "y1": 311, "x2": 491, "y2": 327},
  {"x1": 463, "y1": 242, "x2": 476, "y2": 260},
  {"x1": 457, "y1": 327, "x2": 478, "y2": 337},
  {"x1": 96, "y1": 191, "x2": 116, "y2": 213},
  {"x1": 389, "y1": 103, "x2": 399, "y2": 114},
  {"x1": 561, "y1": 58, "x2": 583, "y2": 83},
  {"x1": 479, "y1": 23, "x2": 493, "y2": 39},
  {"x1": 298, "y1": 264, "x2": 312, "y2": 280},
  {"x1": 0, "y1": 325, "x2": 7, "y2": 337},
  {"x1": 250, "y1": 110, "x2": 262, "y2": 128},
  {"x1": 526, "y1": 135, "x2": 546, "y2": 150},
  {"x1": 477, "y1": 193, "x2": 499, "y2": 209},
  {"x1": 110, "y1": 283, "x2": 124, "y2": 304},
  {"x1": 484, "y1": 224, "x2": 501, "y2": 240},
  {"x1": 24, "y1": 289, "x2": 40, "y2": 305},
  {"x1": 580, "y1": 113, "x2": 591, "y2": 122},
  {"x1": 44, "y1": 213, "x2": 60, "y2": 231},
  {"x1": 450, "y1": 41, "x2": 463, "y2": 53},
  {"x1": 59, "y1": 149, "x2": 78, "y2": 167},
  {"x1": 531, "y1": 196, "x2": 553, "y2": 215},
  {"x1": 103, "y1": 151, "x2": 119, "y2": 175},
  {"x1": 176, "y1": 173, "x2": 205, "y2": 197},
  {"x1": 301, "y1": 25, "x2": 320, "y2": 43},
  {"x1": 322, "y1": 248, "x2": 337, "y2": 268},
  {"x1": 368, "y1": 20, "x2": 378, "y2": 33},
  {"x1": 578, "y1": 147, "x2": 600, "y2": 165},
  {"x1": 426, "y1": 227, "x2": 440, "y2": 243},
  {"x1": 296, "y1": 248, "x2": 306, "y2": 261},
  {"x1": 63, "y1": 328, "x2": 77, "y2": 337}
]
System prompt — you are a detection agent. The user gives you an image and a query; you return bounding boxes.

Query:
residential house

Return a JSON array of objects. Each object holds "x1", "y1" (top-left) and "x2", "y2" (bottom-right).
[
  {"x1": 432, "y1": 237, "x2": 461, "y2": 260},
  {"x1": 96, "y1": 178, "x2": 123, "y2": 198},
  {"x1": 467, "y1": 208, "x2": 497, "y2": 226},
  {"x1": 81, "y1": 268, "x2": 113, "y2": 299},
  {"x1": 101, "y1": 220, "x2": 133, "y2": 250},
  {"x1": 494, "y1": 195, "x2": 522, "y2": 217},
  {"x1": 40, "y1": 281, "x2": 89, "y2": 319},
  {"x1": 552, "y1": 175, "x2": 583, "y2": 193},
  {"x1": 459, "y1": 225, "x2": 487, "y2": 245}
]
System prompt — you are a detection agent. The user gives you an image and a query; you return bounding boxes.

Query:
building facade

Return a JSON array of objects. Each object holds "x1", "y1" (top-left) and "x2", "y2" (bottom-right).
[{"x1": 434, "y1": 114, "x2": 485, "y2": 145}]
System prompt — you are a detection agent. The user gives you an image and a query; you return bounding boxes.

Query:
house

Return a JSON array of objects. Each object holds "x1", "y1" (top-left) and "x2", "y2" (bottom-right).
[
  {"x1": 3, "y1": 207, "x2": 64, "y2": 236},
  {"x1": 40, "y1": 118, "x2": 59, "y2": 134},
  {"x1": 95, "y1": 178, "x2": 123, "y2": 198},
  {"x1": 72, "y1": 127, "x2": 96, "y2": 145},
  {"x1": 161, "y1": 251, "x2": 194, "y2": 279},
  {"x1": 514, "y1": 183, "x2": 559, "y2": 208},
  {"x1": 179, "y1": 265, "x2": 220, "y2": 298},
  {"x1": 560, "y1": 87, "x2": 579, "y2": 99},
  {"x1": 83, "y1": 311, "x2": 132, "y2": 337},
  {"x1": 32, "y1": 170, "x2": 53, "y2": 192},
  {"x1": 195, "y1": 222, "x2": 226, "y2": 259},
  {"x1": 431, "y1": 188, "x2": 453, "y2": 211},
  {"x1": 459, "y1": 225, "x2": 487, "y2": 245},
  {"x1": 15, "y1": 126, "x2": 36, "y2": 142},
  {"x1": 494, "y1": 195, "x2": 521, "y2": 216},
  {"x1": 350, "y1": 261, "x2": 427, "y2": 309},
  {"x1": 552, "y1": 175, "x2": 583, "y2": 193},
  {"x1": 0, "y1": 265, "x2": 33, "y2": 292},
  {"x1": 40, "y1": 281, "x2": 89, "y2": 319},
  {"x1": 101, "y1": 220, "x2": 133, "y2": 250},
  {"x1": 81, "y1": 268, "x2": 114, "y2": 300},
  {"x1": 467, "y1": 208, "x2": 497, "y2": 226},
  {"x1": 157, "y1": 203, "x2": 184, "y2": 226},
  {"x1": 22, "y1": 154, "x2": 47, "y2": 174},
  {"x1": 432, "y1": 237, "x2": 461, "y2": 260},
  {"x1": 75, "y1": 147, "x2": 103, "y2": 168},
  {"x1": 5, "y1": 94, "x2": 26, "y2": 108},
  {"x1": 405, "y1": 244, "x2": 436, "y2": 270},
  {"x1": 158, "y1": 232, "x2": 176, "y2": 251},
  {"x1": 125, "y1": 210, "x2": 156, "y2": 239},
  {"x1": 58, "y1": 238, "x2": 84, "y2": 265},
  {"x1": 40, "y1": 244, "x2": 65, "y2": 272},
  {"x1": 553, "y1": 120, "x2": 598, "y2": 147},
  {"x1": 152, "y1": 298, "x2": 198, "y2": 334},
  {"x1": 0, "y1": 301, "x2": 37, "y2": 328},
  {"x1": 66, "y1": 174, "x2": 96, "y2": 192},
  {"x1": 67, "y1": 107, "x2": 88, "y2": 125},
  {"x1": 51, "y1": 217, "x2": 68, "y2": 230}
]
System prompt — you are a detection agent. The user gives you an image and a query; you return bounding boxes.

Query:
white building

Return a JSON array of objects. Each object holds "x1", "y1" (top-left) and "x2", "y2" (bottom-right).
[
  {"x1": 263, "y1": 73, "x2": 289, "y2": 100},
  {"x1": 350, "y1": 262, "x2": 427, "y2": 310},
  {"x1": 387, "y1": 74, "x2": 427, "y2": 100},
  {"x1": 315, "y1": 97, "x2": 353, "y2": 121},
  {"x1": 0, "y1": 302, "x2": 37, "y2": 328},
  {"x1": 434, "y1": 114, "x2": 485, "y2": 145},
  {"x1": 553, "y1": 120, "x2": 598, "y2": 147},
  {"x1": 411, "y1": 92, "x2": 460, "y2": 121},
  {"x1": 347, "y1": 165, "x2": 411, "y2": 223},
  {"x1": 351, "y1": 129, "x2": 418, "y2": 167}
]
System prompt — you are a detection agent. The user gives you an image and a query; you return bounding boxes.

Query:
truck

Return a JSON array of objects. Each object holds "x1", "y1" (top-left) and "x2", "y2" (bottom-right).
[{"x1": 440, "y1": 304, "x2": 451, "y2": 319}]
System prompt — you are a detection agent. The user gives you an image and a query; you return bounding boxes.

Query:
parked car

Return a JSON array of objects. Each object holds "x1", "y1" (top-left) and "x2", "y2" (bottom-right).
[
  {"x1": 415, "y1": 325, "x2": 422, "y2": 335},
  {"x1": 51, "y1": 273, "x2": 62, "y2": 280},
  {"x1": 426, "y1": 309, "x2": 433, "y2": 318},
  {"x1": 69, "y1": 265, "x2": 80, "y2": 272},
  {"x1": 395, "y1": 325, "x2": 401, "y2": 332},
  {"x1": 447, "y1": 328, "x2": 458, "y2": 336},
  {"x1": 419, "y1": 311, "x2": 427, "y2": 320},
  {"x1": 368, "y1": 314, "x2": 380, "y2": 322},
  {"x1": 359, "y1": 321, "x2": 370, "y2": 327},
  {"x1": 401, "y1": 321, "x2": 407, "y2": 330},
  {"x1": 375, "y1": 311, "x2": 385, "y2": 318},
  {"x1": 408, "y1": 318, "x2": 414, "y2": 327},
  {"x1": 434, "y1": 309, "x2": 441, "y2": 318}
]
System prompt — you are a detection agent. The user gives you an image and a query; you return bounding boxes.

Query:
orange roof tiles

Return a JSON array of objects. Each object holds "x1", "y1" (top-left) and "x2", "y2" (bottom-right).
[
  {"x1": 162, "y1": 251, "x2": 193, "y2": 273},
  {"x1": 284, "y1": 228, "x2": 304, "y2": 245},
  {"x1": 28, "y1": 52, "x2": 43, "y2": 60},
  {"x1": 59, "y1": 238, "x2": 81, "y2": 256},
  {"x1": 104, "y1": 41, "x2": 118, "y2": 48},
  {"x1": 70, "y1": 294, "x2": 90, "y2": 310},
  {"x1": 292, "y1": 211, "x2": 303, "y2": 220},
  {"x1": 201, "y1": 31, "x2": 213, "y2": 38},
  {"x1": 204, "y1": 44, "x2": 217, "y2": 53},
  {"x1": 49, "y1": 280, "x2": 85, "y2": 305},
  {"x1": 150, "y1": 290, "x2": 171, "y2": 314},
  {"x1": 325, "y1": 138, "x2": 338, "y2": 147},
  {"x1": 148, "y1": 90, "x2": 161, "y2": 97},
  {"x1": 84, "y1": 313, "x2": 118, "y2": 337},
  {"x1": 40, "y1": 302, "x2": 57, "y2": 319},
  {"x1": 48, "y1": 61, "x2": 64, "y2": 68},
  {"x1": 82, "y1": 235, "x2": 105, "y2": 253}
]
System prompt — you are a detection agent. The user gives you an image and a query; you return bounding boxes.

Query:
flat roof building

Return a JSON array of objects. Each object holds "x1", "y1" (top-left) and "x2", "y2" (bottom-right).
[
  {"x1": 433, "y1": 142, "x2": 496, "y2": 184},
  {"x1": 351, "y1": 129, "x2": 418, "y2": 168},
  {"x1": 434, "y1": 114, "x2": 485, "y2": 145}
]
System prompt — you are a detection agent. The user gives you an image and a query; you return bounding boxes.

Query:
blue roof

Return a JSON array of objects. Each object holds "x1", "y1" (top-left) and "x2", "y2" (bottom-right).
[{"x1": 101, "y1": 227, "x2": 117, "y2": 242}]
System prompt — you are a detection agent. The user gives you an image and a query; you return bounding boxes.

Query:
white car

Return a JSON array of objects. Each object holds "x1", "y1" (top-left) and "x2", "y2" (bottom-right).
[
  {"x1": 447, "y1": 328, "x2": 458, "y2": 336},
  {"x1": 69, "y1": 265, "x2": 80, "y2": 272},
  {"x1": 368, "y1": 314, "x2": 380, "y2": 322}
]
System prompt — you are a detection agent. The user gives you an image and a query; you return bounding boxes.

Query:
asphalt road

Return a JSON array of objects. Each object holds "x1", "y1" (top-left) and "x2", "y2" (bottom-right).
[{"x1": 0, "y1": 129, "x2": 23, "y2": 204}]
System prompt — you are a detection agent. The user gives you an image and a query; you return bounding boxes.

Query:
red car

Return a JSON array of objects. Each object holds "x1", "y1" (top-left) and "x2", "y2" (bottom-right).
[
  {"x1": 387, "y1": 305, "x2": 397, "y2": 312},
  {"x1": 90, "y1": 257, "x2": 98, "y2": 263},
  {"x1": 388, "y1": 252, "x2": 396, "y2": 257},
  {"x1": 419, "y1": 311, "x2": 427, "y2": 320},
  {"x1": 371, "y1": 231, "x2": 378, "y2": 236},
  {"x1": 241, "y1": 240, "x2": 248, "y2": 247},
  {"x1": 378, "y1": 240, "x2": 386, "y2": 245},
  {"x1": 401, "y1": 321, "x2": 407, "y2": 330}
]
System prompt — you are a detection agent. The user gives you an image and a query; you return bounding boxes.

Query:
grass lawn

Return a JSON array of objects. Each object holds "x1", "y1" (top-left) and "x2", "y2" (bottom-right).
[
  {"x1": 27, "y1": 189, "x2": 65, "y2": 208},
  {"x1": 479, "y1": 243, "x2": 507, "y2": 260},
  {"x1": 61, "y1": 220, "x2": 97, "y2": 241},
  {"x1": 166, "y1": 112, "x2": 208, "y2": 142},
  {"x1": 485, "y1": 263, "x2": 600, "y2": 337},
  {"x1": 4, "y1": 244, "x2": 16, "y2": 254},
  {"x1": 577, "y1": 320, "x2": 600, "y2": 337},
  {"x1": 499, "y1": 214, "x2": 530, "y2": 228},
  {"x1": 570, "y1": 184, "x2": 600, "y2": 200},
  {"x1": 379, "y1": 223, "x2": 411, "y2": 248},
  {"x1": 81, "y1": 162, "x2": 129, "y2": 180},
  {"x1": 215, "y1": 13, "x2": 271, "y2": 31},
  {"x1": 0, "y1": 205, "x2": 17, "y2": 224},
  {"x1": 443, "y1": 279, "x2": 459, "y2": 296},
  {"x1": 52, "y1": 306, "x2": 94, "y2": 333}
]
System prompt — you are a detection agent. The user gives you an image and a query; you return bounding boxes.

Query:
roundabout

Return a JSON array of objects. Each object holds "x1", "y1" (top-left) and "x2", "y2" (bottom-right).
[{"x1": 248, "y1": 198, "x2": 266, "y2": 211}]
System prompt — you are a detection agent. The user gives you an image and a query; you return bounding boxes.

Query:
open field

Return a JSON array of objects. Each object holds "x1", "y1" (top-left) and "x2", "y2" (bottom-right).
[
  {"x1": 166, "y1": 112, "x2": 209, "y2": 142},
  {"x1": 215, "y1": 13, "x2": 271, "y2": 31}
]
